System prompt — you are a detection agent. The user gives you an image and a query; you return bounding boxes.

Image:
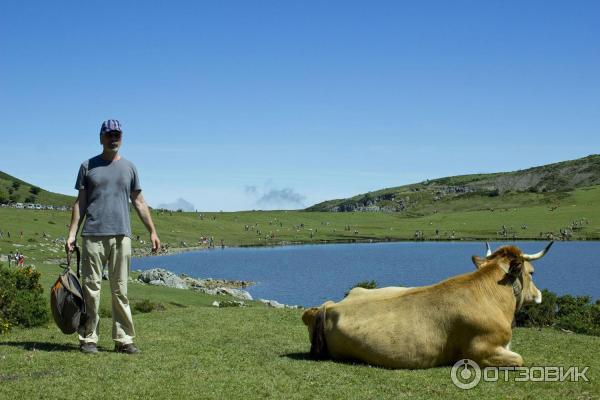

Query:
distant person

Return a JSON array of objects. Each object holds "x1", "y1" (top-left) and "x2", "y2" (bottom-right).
[{"x1": 65, "y1": 119, "x2": 160, "y2": 355}]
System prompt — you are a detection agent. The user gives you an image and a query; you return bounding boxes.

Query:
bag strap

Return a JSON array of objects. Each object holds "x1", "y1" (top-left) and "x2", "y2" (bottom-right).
[{"x1": 66, "y1": 245, "x2": 81, "y2": 279}]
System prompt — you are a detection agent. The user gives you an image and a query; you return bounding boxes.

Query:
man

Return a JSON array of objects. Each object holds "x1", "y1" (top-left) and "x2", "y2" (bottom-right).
[{"x1": 65, "y1": 119, "x2": 160, "y2": 354}]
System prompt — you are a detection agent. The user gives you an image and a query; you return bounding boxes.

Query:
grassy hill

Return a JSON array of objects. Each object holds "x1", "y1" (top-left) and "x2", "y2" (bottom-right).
[
  {"x1": 306, "y1": 154, "x2": 600, "y2": 214},
  {"x1": 0, "y1": 162, "x2": 599, "y2": 399},
  {"x1": 0, "y1": 171, "x2": 74, "y2": 207}
]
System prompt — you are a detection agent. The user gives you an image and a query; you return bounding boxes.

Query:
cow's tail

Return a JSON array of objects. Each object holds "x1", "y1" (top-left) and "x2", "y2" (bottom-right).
[
  {"x1": 312, "y1": 306, "x2": 330, "y2": 359},
  {"x1": 302, "y1": 305, "x2": 330, "y2": 359}
]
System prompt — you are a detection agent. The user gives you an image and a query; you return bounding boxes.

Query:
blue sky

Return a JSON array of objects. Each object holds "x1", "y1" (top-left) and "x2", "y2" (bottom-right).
[{"x1": 1, "y1": 1, "x2": 598, "y2": 211}]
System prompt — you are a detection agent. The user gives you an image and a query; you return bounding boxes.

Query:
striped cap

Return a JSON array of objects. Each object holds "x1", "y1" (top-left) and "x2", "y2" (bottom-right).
[{"x1": 100, "y1": 119, "x2": 123, "y2": 135}]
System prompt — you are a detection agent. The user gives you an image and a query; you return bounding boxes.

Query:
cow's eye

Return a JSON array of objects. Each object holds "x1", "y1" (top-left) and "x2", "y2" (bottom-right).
[{"x1": 530, "y1": 271, "x2": 535, "y2": 276}]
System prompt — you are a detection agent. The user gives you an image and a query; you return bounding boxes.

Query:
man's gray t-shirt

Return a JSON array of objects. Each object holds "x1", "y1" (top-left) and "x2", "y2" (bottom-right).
[{"x1": 75, "y1": 155, "x2": 141, "y2": 237}]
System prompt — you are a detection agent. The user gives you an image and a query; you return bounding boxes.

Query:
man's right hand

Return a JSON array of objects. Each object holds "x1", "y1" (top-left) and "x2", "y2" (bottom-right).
[
  {"x1": 65, "y1": 236, "x2": 76, "y2": 254},
  {"x1": 66, "y1": 189, "x2": 86, "y2": 254}
]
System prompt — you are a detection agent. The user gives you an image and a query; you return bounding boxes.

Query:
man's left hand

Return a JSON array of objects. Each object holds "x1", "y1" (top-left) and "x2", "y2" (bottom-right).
[{"x1": 150, "y1": 232, "x2": 161, "y2": 254}]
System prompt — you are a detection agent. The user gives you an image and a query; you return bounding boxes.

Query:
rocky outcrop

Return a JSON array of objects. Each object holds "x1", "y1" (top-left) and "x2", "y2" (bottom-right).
[
  {"x1": 138, "y1": 268, "x2": 187, "y2": 289},
  {"x1": 137, "y1": 269, "x2": 301, "y2": 306},
  {"x1": 137, "y1": 268, "x2": 253, "y2": 300},
  {"x1": 194, "y1": 287, "x2": 253, "y2": 300},
  {"x1": 182, "y1": 276, "x2": 253, "y2": 289},
  {"x1": 212, "y1": 300, "x2": 246, "y2": 308},
  {"x1": 258, "y1": 299, "x2": 300, "y2": 309}
]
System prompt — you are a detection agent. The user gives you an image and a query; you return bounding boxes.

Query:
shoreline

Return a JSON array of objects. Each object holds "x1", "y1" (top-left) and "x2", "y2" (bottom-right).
[{"x1": 132, "y1": 236, "x2": 594, "y2": 259}]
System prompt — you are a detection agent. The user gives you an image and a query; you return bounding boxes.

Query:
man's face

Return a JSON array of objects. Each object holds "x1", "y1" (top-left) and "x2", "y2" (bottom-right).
[{"x1": 101, "y1": 131, "x2": 122, "y2": 152}]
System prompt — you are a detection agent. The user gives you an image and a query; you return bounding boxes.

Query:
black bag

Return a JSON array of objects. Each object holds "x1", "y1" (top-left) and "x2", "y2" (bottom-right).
[{"x1": 50, "y1": 246, "x2": 87, "y2": 334}]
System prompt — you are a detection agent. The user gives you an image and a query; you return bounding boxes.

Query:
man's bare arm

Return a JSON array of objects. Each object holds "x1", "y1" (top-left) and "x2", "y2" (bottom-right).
[
  {"x1": 130, "y1": 190, "x2": 160, "y2": 253},
  {"x1": 65, "y1": 189, "x2": 87, "y2": 253}
]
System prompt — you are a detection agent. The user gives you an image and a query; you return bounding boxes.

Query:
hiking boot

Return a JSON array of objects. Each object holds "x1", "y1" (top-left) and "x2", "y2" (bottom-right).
[
  {"x1": 114, "y1": 343, "x2": 140, "y2": 354},
  {"x1": 80, "y1": 343, "x2": 98, "y2": 354}
]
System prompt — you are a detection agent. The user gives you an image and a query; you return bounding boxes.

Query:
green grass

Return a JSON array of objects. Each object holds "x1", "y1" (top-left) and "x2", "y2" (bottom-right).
[
  {"x1": 1, "y1": 191, "x2": 599, "y2": 398},
  {"x1": 1, "y1": 262, "x2": 599, "y2": 399}
]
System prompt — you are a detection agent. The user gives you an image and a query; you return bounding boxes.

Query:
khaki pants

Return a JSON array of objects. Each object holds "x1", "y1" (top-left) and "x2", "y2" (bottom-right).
[{"x1": 78, "y1": 235, "x2": 135, "y2": 345}]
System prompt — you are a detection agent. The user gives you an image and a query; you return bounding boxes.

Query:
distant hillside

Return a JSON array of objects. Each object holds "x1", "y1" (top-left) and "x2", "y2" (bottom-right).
[
  {"x1": 307, "y1": 154, "x2": 600, "y2": 213},
  {"x1": 0, "y1": 171, "x2": 75, "y2": 206}
]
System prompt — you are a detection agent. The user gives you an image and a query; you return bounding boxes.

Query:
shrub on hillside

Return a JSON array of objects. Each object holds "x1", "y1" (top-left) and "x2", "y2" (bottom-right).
[
  {"x1": 133, "y1": 299, "x2": 165, "y2": 314},
  {"x1": 555, "y1": 294, "x2": 600, "y2": 336},
  {"x1": 516, "y1": 289, "x2": 600, "y2": 336},
  {"x1": 0, "y1": 265, "x2": 49, "y2": 333},
  {"x1": 516, "y1": 289, "x2": 558, "y2": 328},
  {"x1": 344, "y1": 280, "x2": 378, "y2": 297}
]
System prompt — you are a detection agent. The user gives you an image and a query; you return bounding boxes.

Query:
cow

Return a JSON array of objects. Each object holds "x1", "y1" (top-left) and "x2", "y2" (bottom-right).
[{"x1": 301, "y1": 242, "x2": 553, "y2": 369}]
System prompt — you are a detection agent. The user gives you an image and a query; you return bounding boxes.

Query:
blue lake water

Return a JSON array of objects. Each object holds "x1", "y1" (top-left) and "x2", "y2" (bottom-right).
[{"x1": 132, "y1": 241, "x2": 600, "y2": 307}]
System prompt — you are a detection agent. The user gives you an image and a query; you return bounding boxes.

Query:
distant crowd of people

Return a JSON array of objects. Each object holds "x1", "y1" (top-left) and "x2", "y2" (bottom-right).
[
  {"x1": 6, "y1": 251, "x2": 25, "y2": 267},
  {"x1": 0, "y1": 229, "x2": 25, "y2": 239}
]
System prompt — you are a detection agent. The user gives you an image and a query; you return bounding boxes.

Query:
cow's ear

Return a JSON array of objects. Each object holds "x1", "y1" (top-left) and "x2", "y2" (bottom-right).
[
  {"x1": 508, "y1": 258, "x2": 523, "y2": 278},
  {"x1": 498, "y1": 258, "x2": 523, "y2": 277},
  {"x1": 496, "y1": 258, "x2": 511, "y2": 274},
  {"x1": 471, "y1": 256, "x2": 485, "y2": 269}
]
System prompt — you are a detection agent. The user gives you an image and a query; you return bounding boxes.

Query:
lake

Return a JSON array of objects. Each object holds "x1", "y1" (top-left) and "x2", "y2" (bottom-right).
[{"x1": 132, "y1": 241, "x2": 600, "y2": 307}]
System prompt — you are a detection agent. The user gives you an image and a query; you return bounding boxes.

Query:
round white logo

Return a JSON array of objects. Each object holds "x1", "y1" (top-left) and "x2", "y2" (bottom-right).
[{"x1": 451, "y1": 359, "x2": 481, "y2": 389}]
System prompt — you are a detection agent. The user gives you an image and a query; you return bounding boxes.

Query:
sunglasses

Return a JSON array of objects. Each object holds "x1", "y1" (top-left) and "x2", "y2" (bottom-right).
[{"x1": 104, "y1": 131, "x2": 122, "y2": 139}]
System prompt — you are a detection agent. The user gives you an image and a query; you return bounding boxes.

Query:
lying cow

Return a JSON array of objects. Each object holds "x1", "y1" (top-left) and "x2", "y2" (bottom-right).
[{"x1": 302, "y1": 242, "x2": 553, "y2": 369}]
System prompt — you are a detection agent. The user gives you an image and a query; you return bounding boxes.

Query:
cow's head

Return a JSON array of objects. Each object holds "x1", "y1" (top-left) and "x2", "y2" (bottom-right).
[{"x1": 471, "y1": 242, "x2": 553, "y2": 308}]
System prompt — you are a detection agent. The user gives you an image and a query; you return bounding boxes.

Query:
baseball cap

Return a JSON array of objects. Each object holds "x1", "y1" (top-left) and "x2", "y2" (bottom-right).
[{"x1": 100, "y1": 119, "x2": 123, "y2": 135}]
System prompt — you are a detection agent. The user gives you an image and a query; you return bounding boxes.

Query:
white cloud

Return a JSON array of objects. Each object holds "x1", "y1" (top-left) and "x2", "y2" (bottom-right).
[
  {"x1": 243, "y1": 183, "x2": 307, "y2": 209},
  {"x1": 257, "y1": 188, "x2": 306, "y2": 208},
  {"x1": 156, "y1": 198, "x2": 195, "y2": 212}
]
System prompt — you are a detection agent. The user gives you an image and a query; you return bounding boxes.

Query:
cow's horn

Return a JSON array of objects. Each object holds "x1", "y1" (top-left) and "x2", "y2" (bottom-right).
[
  {"x1": 485, "y1": 242, "x2": 492, "y2": 257},
  {"x1": 522, "y1": 241, "x2": 554, "y2": 261}
]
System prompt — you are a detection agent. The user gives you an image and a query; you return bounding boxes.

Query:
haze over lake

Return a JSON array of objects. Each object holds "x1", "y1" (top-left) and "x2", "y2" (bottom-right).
[{"x1": 133, "y1": 241, "x2": 600, "y2": 307}]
